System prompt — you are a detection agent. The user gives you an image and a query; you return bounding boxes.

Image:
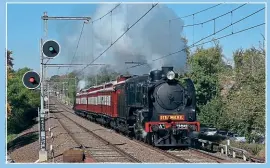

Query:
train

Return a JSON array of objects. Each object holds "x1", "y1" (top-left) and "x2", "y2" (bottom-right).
[{"x1": 73, "y1": 66, "x2": 200, "y2": 147}]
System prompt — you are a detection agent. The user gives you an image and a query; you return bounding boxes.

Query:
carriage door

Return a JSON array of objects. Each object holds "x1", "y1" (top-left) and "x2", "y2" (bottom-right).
[{"x1": 101, "y1": 95, "x2": 103, "y2": 114}]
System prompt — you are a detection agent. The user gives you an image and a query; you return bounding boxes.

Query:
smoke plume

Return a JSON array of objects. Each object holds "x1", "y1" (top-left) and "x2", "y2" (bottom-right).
[
  {"x1": 60, "y1": 4, "x2": 186, "y2": 77},
  {"x1": 77, "y1": 80, "x2": 87, "y2": 90}
]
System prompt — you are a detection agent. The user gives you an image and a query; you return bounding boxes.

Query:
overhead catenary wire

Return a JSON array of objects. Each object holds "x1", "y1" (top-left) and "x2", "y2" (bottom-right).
[
  {"x1": 66, "y1": 3, "x2": 222, "y2": 76},
  {"x1": 66, "y1": 22, "x2": 86, "y2": 74},
  {"x1": 182, "y1": 3, "x2": 247, "y2": 28},
  {"x1": 127, "y1": 22, "x2": 264, "y2": 70},
  {"x1": 91, "y1": 3, "x2": 122, "y2": 24},
  {"x1": 170, "y1": 3, "x2": 223, "y2": 21},
  {"x1": 193, "y1": 23, "x2": 265, "y2": 48},
  {"x1": 65, "y1": 3, "x2": 122, "y2": 76},
  {"x1": 154, "y1": 7, "x2": 265, "y2": 62},
  {"x1": 77, "y1": 3, "x2": 159, "y2": 74},
  {"x1": 126, "y1": 7, "x2": 265, "y2": 70}
]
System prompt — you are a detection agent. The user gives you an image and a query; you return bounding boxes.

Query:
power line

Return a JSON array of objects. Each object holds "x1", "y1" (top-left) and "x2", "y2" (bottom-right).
[
  {"x1": 194, "y1": 23, "x2": 265, "y2": 47},
  {"x1": 64, "y1": 3, "x2": 122, "y2": 77},
  {"x1": 91, "y1": 3, "x2": 122, "y2": 23},
  {"x1": 170, "y1": 3, "x2": 223, "y2": 21},
  {"x1": 64, "y1": 3, "x2": 122, "y2": 75},
  {"x1": 182, "y1": 3, "x2": 247, "y2": 28},
  {"x1": 128, "y1": 22, "x2": 264, "y2": 70},
  {"x1": 66, "y1": 22, "x2": 86, "y2": 74},
  {"x1": 127, "y1": 7, "x2": 265, "y2": 70},
  {"x1": 77, "y1": 3, "x2": 159, "y2": 74},
  {"x1": 152, "y1": 7, "x2": 265, "y2": 61}
]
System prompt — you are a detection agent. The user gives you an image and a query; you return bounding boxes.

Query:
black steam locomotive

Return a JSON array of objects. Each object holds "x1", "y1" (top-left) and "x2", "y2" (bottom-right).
[
  {"x1": 118, "y1": 66, "x2": 200, "y2": 146},
  {"x1": 74, "y1": 66, "x2": 200, "y2": 147}
]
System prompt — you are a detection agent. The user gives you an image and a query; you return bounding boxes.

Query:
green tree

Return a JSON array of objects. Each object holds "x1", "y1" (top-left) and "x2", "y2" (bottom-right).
[
  {"x1": 7, "y1": 67, "x2": 40, "y2": 134},
  {"x1": 7, "y1": 50, "x2": 14, "y2": 70},
  {"x1": 181, "y1": 41, "x2": 232, "y2": 127},
  {"x1": 86, "y1": 66, "x2": 120, "y2": 88},
  {"x1": 187, "y1": 43, "x2": 225, "y2": 108},
  {"x1": 6, "y1": 50, "x2": 14, "y2": 118},
  {"x1": 222, "y1": 46, "x2": 265, "y2": 141},
  {"x1": 178, "y1": 38, "x2": 265, "y2": 141},
  {"x1": 66, "y1": 71, "x2": 77, "y2": 104}
]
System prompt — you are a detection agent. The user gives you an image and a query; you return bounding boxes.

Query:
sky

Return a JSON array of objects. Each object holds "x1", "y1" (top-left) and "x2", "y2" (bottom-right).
[{"x1": 7, "y1": 3, "x2": 265, "y2": 77}]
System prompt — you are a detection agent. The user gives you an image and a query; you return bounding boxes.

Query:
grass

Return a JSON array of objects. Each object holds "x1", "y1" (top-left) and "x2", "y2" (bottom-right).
[
  {"x1": 7, "y1": 131, "x2": 39, "y2": 152},
  {"x1": 7, "y1": 134, "x2": 17, "y2": 144},
  {"x1": 221, "y1": 140, "x2": 265, "y2": 158}
]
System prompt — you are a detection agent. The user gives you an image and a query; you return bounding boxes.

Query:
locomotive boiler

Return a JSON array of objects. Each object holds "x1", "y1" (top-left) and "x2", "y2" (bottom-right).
[{"x1": 74, "y1": 66, "x2": 200, "y2": 147}]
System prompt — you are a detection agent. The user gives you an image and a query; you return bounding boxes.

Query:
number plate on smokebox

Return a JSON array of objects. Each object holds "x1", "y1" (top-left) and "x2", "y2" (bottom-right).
[{"x1": 159, "y1": 115, "x2": 184, "y2": 121}]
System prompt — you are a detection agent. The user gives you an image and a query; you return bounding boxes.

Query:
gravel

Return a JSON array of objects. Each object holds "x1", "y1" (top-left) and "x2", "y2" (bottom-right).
[
  {"x1": 55, "y1": 104, "x2": 181, "y2": 163},
  {"x1": 8, "y1": 97, "x2": 250, "y2": 163},
  {"x1": 56, "y1": 100, "x2": 252, "y2": 163},
  {"x1": 8, "y1": 118, "x2": 51, "y2": 163},
  {"x1": 46, "y1": 113, "x2": 79, "y2": 163},
  {"x1": 53, "y1": 112, "x2": 133, "y2": 162}
]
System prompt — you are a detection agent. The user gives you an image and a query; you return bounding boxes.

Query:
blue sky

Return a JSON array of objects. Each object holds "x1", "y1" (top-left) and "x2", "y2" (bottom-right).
[{"x1": 7, "y1": 3, "x2": 265, "y2": 77}]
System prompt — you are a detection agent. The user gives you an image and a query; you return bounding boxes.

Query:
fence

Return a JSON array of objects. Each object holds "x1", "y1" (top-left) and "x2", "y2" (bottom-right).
[{"x1": 197, "y1": 139, "x2": 265, "y2": 163}]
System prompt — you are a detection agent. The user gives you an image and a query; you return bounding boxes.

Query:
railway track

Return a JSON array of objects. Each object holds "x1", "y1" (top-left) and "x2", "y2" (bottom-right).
[
  {"x1": 52, "y1": 106, "x2": 141, "y2": 163},
  {"x1": 53, "y1": 99, "x2": 232, "y2": 163},
  {"x1": 130, "y1": 137, "x2": 230, "y2": 163}
]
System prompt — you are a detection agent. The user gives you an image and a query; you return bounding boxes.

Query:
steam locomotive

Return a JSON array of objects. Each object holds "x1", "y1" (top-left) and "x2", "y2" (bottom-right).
[{"x1": 74, "y1": 66, "x2": 200, "y2": 147}]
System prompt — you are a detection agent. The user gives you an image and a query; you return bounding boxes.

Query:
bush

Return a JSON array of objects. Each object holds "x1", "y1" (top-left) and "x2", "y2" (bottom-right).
[{"x1": 7, "y1": 68, "x2": 40, "y2": 135}]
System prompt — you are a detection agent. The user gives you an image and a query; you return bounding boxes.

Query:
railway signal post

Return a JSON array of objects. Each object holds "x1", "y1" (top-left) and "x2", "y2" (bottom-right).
[
  {"x1": 40, "y1": 12, "x2": 91, "y2": 162},
  {"x1": 39, "y1": 39, "x2": 61, "y2": 161}
]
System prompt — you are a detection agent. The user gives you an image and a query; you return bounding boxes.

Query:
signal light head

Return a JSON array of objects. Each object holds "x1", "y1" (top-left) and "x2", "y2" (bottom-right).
[
  {"x1": 22, "y1": 71, "x2": 41, "y2": 89},
  {"x1": 49, "y1": 46, "x2": 54, "y2": 52},
  {"x1": 29, "y1": 77, "x2": 35, "y2": 83},
  {"x1": 42, "y1": 40, "x2": 60, "y2": 58}
]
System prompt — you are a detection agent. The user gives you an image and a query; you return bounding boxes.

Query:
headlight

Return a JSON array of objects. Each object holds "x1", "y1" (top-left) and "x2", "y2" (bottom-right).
[{"x1": 166, "y1": 71, "x2": 175, "y2": 80}]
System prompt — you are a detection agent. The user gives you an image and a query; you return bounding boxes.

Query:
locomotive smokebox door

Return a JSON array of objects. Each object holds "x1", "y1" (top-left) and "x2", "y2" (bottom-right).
[{"x1": 155, "y1": 83, "x2": 185, "y2": 111}]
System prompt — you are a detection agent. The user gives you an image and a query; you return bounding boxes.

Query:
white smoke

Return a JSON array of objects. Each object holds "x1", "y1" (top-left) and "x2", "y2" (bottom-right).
[
  {"x1": 77, "y1": 80, "x2": 87, "y2": 90},
  {"x1": 60, "y1": 4, "x2": 187, "y2": 77}
]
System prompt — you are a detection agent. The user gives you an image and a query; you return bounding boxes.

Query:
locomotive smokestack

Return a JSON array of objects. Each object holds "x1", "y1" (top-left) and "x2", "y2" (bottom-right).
[
  {"x1": 162, "y1": 66, "x2": 173, "y2": 75},
  {"x1": 150, "y1": 70, "x2": 162, "y2": 81}
]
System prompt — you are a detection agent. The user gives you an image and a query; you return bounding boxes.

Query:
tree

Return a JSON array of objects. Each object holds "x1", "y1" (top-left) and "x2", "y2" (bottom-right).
[
  {"x1": 6, "y1": 49, "x2": 14, "y2": 118},
  {"x1": 187, "y1": 43, "x2": 225, "y2": 108},
  {"x1": 7, "y1": 67, "x2": 40, "y2": 134},
  {"x1": 178, "y1": 37, "x2": 265, "y2": 141},
  {"x1": 222, "y1": 46, "x2": 265, "y2": 141},
  {"x1": 181, "y1": 42, "x2": 233, "y2": 128},
  {"x1": 7, "y1": 50, "x2": 14, "y2": 70},
  {"x1": 86, "y1": 66, "x2": 120, "y2": 88}
]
